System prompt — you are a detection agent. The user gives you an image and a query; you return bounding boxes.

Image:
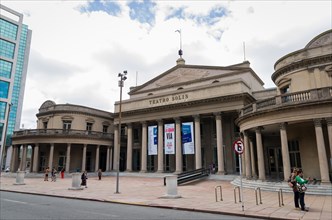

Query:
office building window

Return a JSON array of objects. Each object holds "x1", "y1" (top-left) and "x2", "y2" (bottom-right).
[
  {"x1": 103, "y1": 125, "x2": 108, "y2": 133},
  {"x1": 0, "y1": 59, "x2": 12, "y2": 78},
  {"x1": 86, "y1": 122, "x2": 93, "y2": 131},
  {"x1": 0, "y1": 80, "x2": 10, "y2": 98}
]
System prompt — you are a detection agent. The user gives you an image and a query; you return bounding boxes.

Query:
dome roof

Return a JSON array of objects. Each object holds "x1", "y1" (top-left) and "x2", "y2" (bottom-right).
[
  {"x1": 305, "y1": 29, "x2": 332, "y2": 49},
  {"x1": 40, "y1": 100, "x2": 56, "y2": 110}
]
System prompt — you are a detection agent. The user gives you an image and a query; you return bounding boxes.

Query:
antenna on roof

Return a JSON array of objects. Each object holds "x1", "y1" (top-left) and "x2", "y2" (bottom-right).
[
  {"x1": 243, "y1": 41, "x2": 246, "y2": 61},
  {"x1": 175, "y1": 29, "x2": 183, "y2": 58}
]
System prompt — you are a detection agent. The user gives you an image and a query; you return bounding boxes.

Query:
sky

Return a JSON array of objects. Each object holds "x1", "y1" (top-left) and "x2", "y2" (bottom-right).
[{"x1": 1, "y1": 0, "x2": 331, "y2": 129}]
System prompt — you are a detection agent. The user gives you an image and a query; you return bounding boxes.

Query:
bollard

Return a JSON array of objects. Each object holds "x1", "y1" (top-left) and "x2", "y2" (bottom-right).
[
  {"x1": 255, "y1": 187, "x2": 262, "y2": 205},
  {"x1": 233, "y1": 186, "x2": 241, "y2": 203},
  {"x1": 68, "y1": 173, "x2": 83, "y2": 190},
  {"x1": 215, "y1": 185, "x2": 223, "y2": 202},
  {"x1": 277, "y1": 188, "x2": 284, "y2": 207},
  {"x1": 13, "y1": 171, "x2": 26, "y2": 185},
  {"x1": 161, "y1": 175, "x2": 181, "y2": 198}
]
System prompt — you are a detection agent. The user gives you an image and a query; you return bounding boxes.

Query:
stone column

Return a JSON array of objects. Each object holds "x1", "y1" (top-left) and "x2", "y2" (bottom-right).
[
  {"x1": 215, "y1": 113, "x2": 225, "y2": 174},
  {"x1": 255, "y1": 127, "x2": 265, "y2": 180},
  {"x1": 280, "y1": 122, "x2": 291, "y2": 181},
  {"x1": 141, "y1": 121, "x2": 147, "y2": 172},
  {"x1": 95, "y1": 145, "x2": 100, "y2": 171},
  {"x1": 243, "y1": 131, "x2": 252, "y2": 178},
  {"x1": 194, "y1": 115, "x2": 202, "y2": 169},
  {"x1": 326, "y1": 118, "x2": 332, "y2": 169},
  {"x1": 81, "y1": 144, "x2": 87, "y2": 172},
  {"x1": 21, "y1": 145, "x2": 27, "y2": 171},
  {"x1": 249, "y1": 138, "x2": 257, "y2": 178},
  {"x1": 30, "y1": 146, "x2": 34, "y2": 172},
  {"x1": 66, "y1": 144, "x2": 71, "y2": 172},
  {"x1": 113, "y1": 125, "x2": 119, "y2": 170},
  {"x1": 48, "y1": 143, "x2": 54, "y2": 169},
  {"x1": 175, "y1": 118, "x2": 182, "y2": 173},
  {"x1": 32, "y1": 144, "x2": 39, "y2": 172},
  {"x1": 314, "y1": 119, "x2": 330, "y2": 183},
  {"x1": 10, "y1": 145, "x2": 17, "y2": 172},
  {"x1": 110, "y1": 147, "x2": 113, "y2": 170},
  {"x1": 126, "y1": 123, "x2": 133, "y2": 172},
  {"x1": 106, "y1": 146, "x2": 110, "y2": 171},
  {"x1": 157, "y1": 120, "x2": 164, "y2": 173}
]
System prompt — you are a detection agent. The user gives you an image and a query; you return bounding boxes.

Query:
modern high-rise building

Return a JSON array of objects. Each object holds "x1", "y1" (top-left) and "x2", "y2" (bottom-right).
[{"x1": 0, "y1": 4, "x2": 31, "y2": 170}]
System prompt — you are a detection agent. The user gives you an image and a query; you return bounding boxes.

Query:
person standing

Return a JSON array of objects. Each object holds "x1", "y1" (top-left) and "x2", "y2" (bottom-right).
[
  {"x1": 60, "y1": 168, "x2": 65, "y2": 179},
  {"x1": 97, "y1": 169, "x2": 102, "y2": 180},
  {"x1": 81, "y1": 171, "x2": 88, "y2": 188},
  {"x1": 295, "y1": 169, "x2": 309, "y2": 212},
  {"x1": 44, "y1": 167, "x2": 49, "y2": 181},
  {"x1": 288, "y1": 168, "x2": 299, "y2": 209},
  {"x1": 51, "y1": 167, "x2": 57, "y2": 182}
]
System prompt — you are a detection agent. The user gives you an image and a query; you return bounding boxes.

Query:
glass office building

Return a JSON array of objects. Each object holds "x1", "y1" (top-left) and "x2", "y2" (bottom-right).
[{"x1": 0, "y1": 4, "x2": 31, "y2": 170}]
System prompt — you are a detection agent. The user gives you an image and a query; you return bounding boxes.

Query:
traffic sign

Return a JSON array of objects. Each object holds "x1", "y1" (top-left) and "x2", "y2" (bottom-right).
[{"x1": 233, "y1": 139, "x2": 244, "y2": 154}]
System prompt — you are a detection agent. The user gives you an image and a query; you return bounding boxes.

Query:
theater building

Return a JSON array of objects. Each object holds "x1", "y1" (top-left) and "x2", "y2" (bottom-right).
[{"x1": 11, "y1": 100, "x2": 114, "y2": 172}]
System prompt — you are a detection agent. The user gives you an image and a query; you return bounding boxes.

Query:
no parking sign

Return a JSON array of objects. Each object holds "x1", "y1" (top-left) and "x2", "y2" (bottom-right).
[{"x1": 233, "y1": 138, "x2": 244, "y2": 154}]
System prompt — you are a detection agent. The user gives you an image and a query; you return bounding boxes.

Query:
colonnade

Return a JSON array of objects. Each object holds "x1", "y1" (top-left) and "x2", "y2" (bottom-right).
[
  {"x1": 9, "y1": 143, "x2": 112, "y2": 173},
  {"x1": 115, "y1": 113, "x2": 226, "y2": 174},
  {"x1": 242, "y1": 118, "x2": 331, "y2": 183}
]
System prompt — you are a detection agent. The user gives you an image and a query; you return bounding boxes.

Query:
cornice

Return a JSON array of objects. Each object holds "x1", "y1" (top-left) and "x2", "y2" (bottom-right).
[{"x1": 272, "y1": 54, "x2": 332, "y2": 82}]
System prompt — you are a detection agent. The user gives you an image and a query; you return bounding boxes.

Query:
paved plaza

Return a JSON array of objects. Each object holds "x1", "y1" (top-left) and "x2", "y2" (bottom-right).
[{"x1": 0, "y1": 173, "x2": 331, "y2": 220}]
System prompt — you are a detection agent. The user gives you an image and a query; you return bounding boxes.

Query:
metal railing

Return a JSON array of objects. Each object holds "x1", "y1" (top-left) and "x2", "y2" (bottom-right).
[
  {"x1": 234, "y1": 186, "x2": 241, "y2": 203},
  {"x1": 277, "y1": 188, "x2": 284, "y2": 207},
  {"x1": 215, "y1": 185, "x2": 223, "y2": 202},
  {"x1": 255, "y1": 187, "x2": 262, "y2": 205}
]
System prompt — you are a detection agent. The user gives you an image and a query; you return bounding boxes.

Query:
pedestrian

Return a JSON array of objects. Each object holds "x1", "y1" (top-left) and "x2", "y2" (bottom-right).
[
  {"x1": 98, "y1": 169, "x2": 102, "y2": 180},
  {"x1": 295, "y1": 169, "x2": 310, "y2": 212},
  {"x1": 288, "y1": 167, "x2": 299, "y2": 209},
  {"x1": 51, "y1": 167, "x2": 57, "y2": 182},
  {"x1": 60, "y1": 168, "x2": 65, "y2": 179},
  {"x1": 81, "y1": 171, "x2": 88, "y2": 188},
  {"x1": 44, "y1": 167, "x2": 49, "y2": 181}
]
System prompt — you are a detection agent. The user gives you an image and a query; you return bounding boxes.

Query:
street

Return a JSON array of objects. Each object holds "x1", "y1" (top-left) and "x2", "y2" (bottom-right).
[{"x1": 0, "y1": 191, "x2": 257, "y2": 220}]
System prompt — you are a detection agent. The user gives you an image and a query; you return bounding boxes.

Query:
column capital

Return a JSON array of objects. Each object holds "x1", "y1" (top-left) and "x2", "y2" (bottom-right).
[
  {"x1": 156, "y1": 119, "x2": 163, "y2": 124},
  {"x1": 314, "y1": 118, "x2": 322, "y2": 127},
  {"x1": 127, "y1": 123, "x2": 132, "y2": 128},
  {"x1": 214, "y1": 112, "x2": 222, "y2": 120},
  {"x1": 141, "y1": 121, "x2": 147, "y2": 126},
  {"x1": 279, "y1": 122, "x2": 288, "y2": 130},
  {"x1": 326, "y1": 117, "x2": 332, "y2": 126},
  {"x1": 255, "y1": 126, "x2": 264, "y2": 132},
  {"x1": 193, "y1": 114, "x2": 200, "y2": 121},
  {"x1": 243, "y1": 131, "x2": 249, "y2": 137},
  {"x1": 174, "y1": 117, "x2": 181, "y2": 123}
]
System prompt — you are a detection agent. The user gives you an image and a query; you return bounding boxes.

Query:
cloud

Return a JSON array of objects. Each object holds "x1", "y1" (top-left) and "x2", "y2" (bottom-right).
[
  {"x1": 128, "y1": 0, "x2": 156, "y2": 25},
  {"x1": 78, "y1": 0, "x2": 121, "y2": 16}
]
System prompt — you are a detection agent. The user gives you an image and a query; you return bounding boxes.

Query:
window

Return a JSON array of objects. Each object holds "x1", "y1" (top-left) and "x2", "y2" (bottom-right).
[
  {"x1": 288, "y1": 140, "x2": 301, "y2": 168},
  {"x1": 63, "y1": 121, "x2": 71, "y2": 130},
  {"x1": 281, "y1": 86, "x2": 290, "y2": 94},
  {"x1": 0, "y1": 80, "x2": 10, "y2": 98},
  {"x1": 103, "y1": 125, "x2": 108, "y2": 133},
  {"x1": 43, "y1": 121, "x2": 48, "y2": 129},
  {"x1": 86, "y1": 122, "x2": 93, "y2": 131},
  {"x1": 133, "y1": 129, "x2": 139, "y2": 141}
]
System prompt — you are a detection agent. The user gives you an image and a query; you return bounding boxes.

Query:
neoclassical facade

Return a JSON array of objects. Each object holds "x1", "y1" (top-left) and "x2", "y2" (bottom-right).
[
  {"x1": 112, "y1": 58, "x2": 265, "y2": 174},
  {"x1": 237, "y1": 29, "x2": 332, "y2": 183},
  {"x1": 11, "y1": 100, "x2": 114, "y2": 172}
]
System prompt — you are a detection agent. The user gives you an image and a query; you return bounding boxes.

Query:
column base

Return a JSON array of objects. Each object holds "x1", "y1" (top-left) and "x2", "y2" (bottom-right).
[
  {"x1": 216, "y1": 171, "x2": 226, "y2": 175},
  {"x1": 156, "y1": 170, "x2": 164, "y2": 173},
  {"x1": 139, "y1": 170, "x2": 147, "y2": 173}
]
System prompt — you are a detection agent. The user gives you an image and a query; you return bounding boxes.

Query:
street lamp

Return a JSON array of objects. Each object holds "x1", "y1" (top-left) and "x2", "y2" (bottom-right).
[
  {"x1": 116, "y1": 70, "x2": 127, "y2": 194},
  {"x1": 0, "y1": 102, "x2": 12, "y2": 174}
]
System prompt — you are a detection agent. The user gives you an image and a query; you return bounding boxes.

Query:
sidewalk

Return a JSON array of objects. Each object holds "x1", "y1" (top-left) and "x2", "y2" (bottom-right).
[{"x1": 0, "y1": 174, "x2": 331, "y2": 220}]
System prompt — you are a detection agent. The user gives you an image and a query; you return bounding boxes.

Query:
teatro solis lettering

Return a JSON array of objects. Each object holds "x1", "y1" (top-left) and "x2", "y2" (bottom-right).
[{"x1": 149, "y1": 94, "x2": 189, "y2": 105}]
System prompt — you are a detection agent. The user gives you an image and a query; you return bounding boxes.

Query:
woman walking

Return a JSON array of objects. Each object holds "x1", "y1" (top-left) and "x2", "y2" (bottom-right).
[{"x1": 81, "y1": 171, "x2": 88, "y2": 188}]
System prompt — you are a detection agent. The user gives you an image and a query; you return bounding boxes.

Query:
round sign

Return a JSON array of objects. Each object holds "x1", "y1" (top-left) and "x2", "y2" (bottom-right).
[{"x1": 233, "y1": 139, "x2": 244, "y2": 154}]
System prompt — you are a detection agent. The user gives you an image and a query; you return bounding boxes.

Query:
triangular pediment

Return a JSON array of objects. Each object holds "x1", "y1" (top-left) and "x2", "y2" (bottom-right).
[{"x1": 129, "y1": 62, "x2": 251, "y2": 96}]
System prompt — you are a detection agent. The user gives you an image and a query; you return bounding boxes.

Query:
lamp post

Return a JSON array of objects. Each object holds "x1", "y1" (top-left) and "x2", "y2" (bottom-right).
[
  {"x1": 0, "y1": 102, "x2": 12, "y2": 174},
  {"x1": 116, "y1": 70, "x2": 127, "y2": 194}
]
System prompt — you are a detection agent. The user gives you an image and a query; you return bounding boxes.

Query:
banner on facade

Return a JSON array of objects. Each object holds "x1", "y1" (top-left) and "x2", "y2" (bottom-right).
[
  {"x1": 182, "y1": 122, "x2": 195, "y2": 154},
  {"x1": 148, "y1": 125, "x2": 158, "y2": 155},
  {"x1": 164, "y1": 123, "x2": 175, "y2": 154}
]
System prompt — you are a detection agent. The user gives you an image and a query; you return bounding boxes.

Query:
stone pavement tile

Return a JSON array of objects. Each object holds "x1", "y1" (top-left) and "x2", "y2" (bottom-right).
[{"x1": 1, "y1": 175, "x2": 331, "y2": 220}]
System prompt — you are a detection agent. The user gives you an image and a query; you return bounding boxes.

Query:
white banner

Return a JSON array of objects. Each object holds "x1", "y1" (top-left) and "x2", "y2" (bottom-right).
[
  {"x1": 182, "y1": 122, "x2": 195, "y2": 154},
  {"x1": 164, "y1": 123, "x2": 175, "y2": 154},
  {"x1": 148, "y1": 125, "x2": 158, "y2": 155}
]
